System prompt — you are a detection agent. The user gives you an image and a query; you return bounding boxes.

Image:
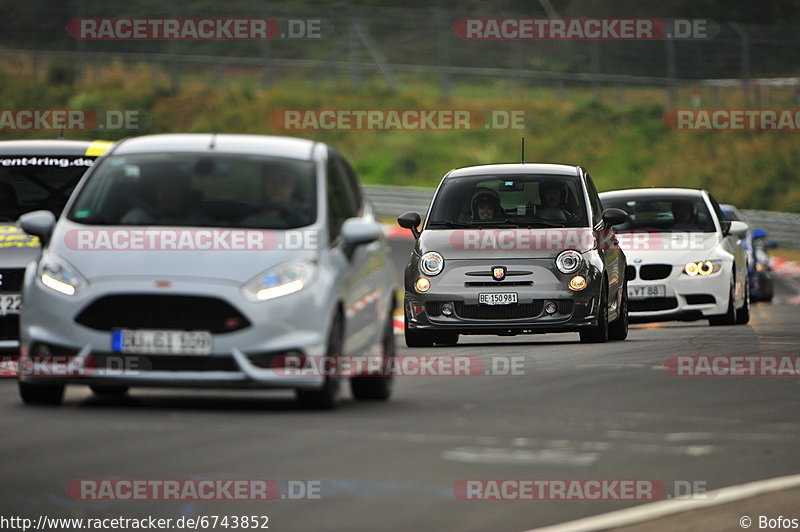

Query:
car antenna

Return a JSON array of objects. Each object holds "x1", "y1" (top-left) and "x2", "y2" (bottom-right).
[
  {"x1": 209, "y1": 133, "x2": 217, "y2": 149},
  {"x1": 58, "y1": 127, "x2": 65, "y2": 140},
  {"x1": 521, "y1": 136, "x2": 525, "y2": 164}
]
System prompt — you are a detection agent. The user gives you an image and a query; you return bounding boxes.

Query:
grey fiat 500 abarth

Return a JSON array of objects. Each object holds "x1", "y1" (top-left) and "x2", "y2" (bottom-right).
[{"x1": 398, "y1": 163, "x2": 629, "y2": 347}]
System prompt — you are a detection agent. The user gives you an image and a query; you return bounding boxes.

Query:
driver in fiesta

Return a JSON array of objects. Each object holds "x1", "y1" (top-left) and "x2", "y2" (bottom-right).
[{"x1": 240, "y1": 164, "x2": 305, "y2": 227}]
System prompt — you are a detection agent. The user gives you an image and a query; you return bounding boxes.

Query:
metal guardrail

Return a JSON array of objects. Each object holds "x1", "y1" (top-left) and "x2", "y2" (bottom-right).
[
  {"x1": 741, "y1": 209, "x2": 800, "y2": 249},
  {"x1": 364, "y1": 185, "x2": 800, "y2": 248}
]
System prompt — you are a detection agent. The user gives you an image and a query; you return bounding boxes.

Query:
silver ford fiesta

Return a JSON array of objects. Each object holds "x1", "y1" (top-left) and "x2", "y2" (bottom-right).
[{"x1": 17, "y1": 134, "x2": 396, "y2": 409}]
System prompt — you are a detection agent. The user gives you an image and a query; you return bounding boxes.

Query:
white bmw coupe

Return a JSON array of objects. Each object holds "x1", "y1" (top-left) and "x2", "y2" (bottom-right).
[{"x1": 599, "y1": 188, "x2": 749, "y2": 326}]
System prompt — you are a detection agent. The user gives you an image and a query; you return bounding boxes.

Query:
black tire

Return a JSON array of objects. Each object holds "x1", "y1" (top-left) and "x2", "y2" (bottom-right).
[
  {"x1": 351, "y1": 313, "x2": 395, "y2": 401},
  {"x1": 608, "y1": 283, "x2": 629, "y2": 341},
  {"x1": 760, "y1": 276, "x2": 774, "y2": 302},
  {"x1": 19, "y1": 382, "x2": 64, "y2": 405},
  {"x1": 736, "y1": 281, "x2": 750, "y2": 325},
  {"x1": 297, "y1": 312, "x2": 343, "y2": 410},
  {"x1": 404, "y1": 313, "x2": 433, "y2": 348},
  {"x1": 580, "y1": 283, "x2": 609, "y2": 343},
  {"x1": 709, "y1": 277, "x2": 737, "y2": 326},
  {"x1": 433, "y1": 332, "x2": 459, "y2": 346},
  {"x1": 90, "y1": 385, "x2": 129, "y2": 396}
]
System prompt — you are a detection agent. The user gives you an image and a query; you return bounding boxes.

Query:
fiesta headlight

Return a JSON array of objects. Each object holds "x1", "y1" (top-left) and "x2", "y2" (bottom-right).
[
  {"x1": 420, "y1": 251, "x2": 444, "y2": 276},
  {"x1": 556, "y1": 250, "x2": 583, "y2": 274},
  {"x1": 242, "y1": 260, "x2": 315, "y2": 301},
  {"x1": 683, "y1": 260, "x2": 721, "y2": 277},
  {"x1": 39, "y1": 255, "x2": 88, "y2": 296}
]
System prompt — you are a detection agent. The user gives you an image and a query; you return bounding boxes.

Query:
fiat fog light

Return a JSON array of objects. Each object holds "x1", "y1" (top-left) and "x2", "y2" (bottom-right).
[
  {"x1": 415, "y1": 277, "x2": 431, "y2": 293},
  {"x1": 569, "y1": 275, "x2": 587, "y2": 291}
]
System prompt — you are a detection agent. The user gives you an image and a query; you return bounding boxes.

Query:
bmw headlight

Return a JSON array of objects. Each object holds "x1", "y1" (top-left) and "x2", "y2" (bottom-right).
[
  {"x1": 38, "y1": 255, "x2": 88, "y2": 296},
  {"x1": 556, "y1": 250, "x2": 583, "y2": 274},
  {"x1": 420, "y1": 251, "x2": 444, "y2": 276},
  {"x1": 683, "y1": 260, "x2": 721, "y2": 277},
  {"x1": 242, "y1": 260, "x2": 315, "y2": 301}
]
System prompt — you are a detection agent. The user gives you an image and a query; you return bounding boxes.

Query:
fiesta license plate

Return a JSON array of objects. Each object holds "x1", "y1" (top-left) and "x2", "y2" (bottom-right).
[
  {"x1": 627, "y1": 284, "x2": 666, "y2": 300},
  {"x1": 478, "y1": 293, "x2": 518, "y2": 305},
  {"x1": 0, "y1": 294, "x2": 21, "y2": 316},
  {"x1": 112, "y1": 329, "x2": 212, "y2": 355}
]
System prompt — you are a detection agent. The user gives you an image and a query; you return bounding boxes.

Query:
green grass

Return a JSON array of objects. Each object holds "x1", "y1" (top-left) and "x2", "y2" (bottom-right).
[{"x1": 1, "y1": 61, "x2": 799, "y2": 212}]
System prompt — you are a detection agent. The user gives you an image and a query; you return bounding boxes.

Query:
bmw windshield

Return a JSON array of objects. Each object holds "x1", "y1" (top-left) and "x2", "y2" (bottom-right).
[
  {"x1": 602, "y1": 195, "x2": 716, "y2": 233},
  {"x1": 426, "y1": 175, "x2": 589, "y2": 229}
]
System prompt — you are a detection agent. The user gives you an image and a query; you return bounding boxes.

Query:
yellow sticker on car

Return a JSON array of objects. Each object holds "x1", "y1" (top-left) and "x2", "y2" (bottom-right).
[
  {"x1": 84, "y1": 140, "x2": 113, "y2": 157},
  {"x1": 0, "y1": 225, "x2": 39, "y2": 247}
]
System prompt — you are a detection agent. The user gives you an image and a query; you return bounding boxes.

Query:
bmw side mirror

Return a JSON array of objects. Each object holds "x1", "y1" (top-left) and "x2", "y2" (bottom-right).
[
  {"x1": 397, "y1": 212, "x2": 421, "y2": 239},
  {"x1": 726, "y1": 220, "x2": 748, "y2": 238},
  {"x1": 19, "y1": 210, "x2": 56, "y2": 247},
  {"x1": 601, "y1": 208, "x2": 628, "y2": 227}
]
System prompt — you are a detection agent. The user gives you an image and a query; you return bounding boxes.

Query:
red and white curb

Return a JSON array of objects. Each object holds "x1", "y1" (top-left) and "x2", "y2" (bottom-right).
[
  {"x1": 393, "y1": 314, "x2": 404, "y2": 335},
  {"x1": 383, "y1": 224, "x2": 415, "y2": 240},
  {"x1": 771, "y1": 257, "x2": 800, "y2": 305}
]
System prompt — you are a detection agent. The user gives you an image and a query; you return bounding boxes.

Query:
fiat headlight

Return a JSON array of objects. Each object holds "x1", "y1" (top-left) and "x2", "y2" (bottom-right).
[
  {"x1": 39, "y1": 255, "x2": 88, "y2": 296},
  {"x1": 556, "y1": 250, "x2": 583, "y2": 274},
  {"x1": 242, "y1": 260, "x2": 315, "y2": 301},
  {"x1": 420, "y1": 251, "x2": 444, "y2": 276}
]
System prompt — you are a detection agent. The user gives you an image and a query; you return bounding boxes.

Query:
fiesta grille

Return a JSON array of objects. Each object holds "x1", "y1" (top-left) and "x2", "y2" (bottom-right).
[
  {"x1": 639, "y1": 264, "x2": 672, "y2": 280},
  {"x1": 629, "y1": 297, "x2": 678, "y2": 312},
  {"x1": 75, "y1": 295, "x2": 250, "y2": 333}
]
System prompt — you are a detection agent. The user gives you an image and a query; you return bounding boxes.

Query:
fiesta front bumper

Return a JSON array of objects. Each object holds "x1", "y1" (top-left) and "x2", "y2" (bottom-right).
[{"x1": 19, "y1": 274, "x2": 331, "y2": 389}]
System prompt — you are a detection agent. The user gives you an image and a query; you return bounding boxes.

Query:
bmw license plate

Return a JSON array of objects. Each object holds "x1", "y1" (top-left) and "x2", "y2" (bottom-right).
[
  {"x1": 627, "y1": 284, "x2": 666, "y2": 300},
  {"x1": 112, "y1": 329, "x2": 212, "y2": 355},
  {"x1": 0, "y1": 294, "x2": 21, "y2": 316},
  {"x1": 478, "y1": 293, "x2": 518, "y2": 305}
]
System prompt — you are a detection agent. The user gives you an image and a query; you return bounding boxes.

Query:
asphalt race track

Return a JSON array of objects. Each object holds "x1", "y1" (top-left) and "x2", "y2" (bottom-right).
[{"x1": 1, "y1": 269, "x2": 798, "y2": 531}]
